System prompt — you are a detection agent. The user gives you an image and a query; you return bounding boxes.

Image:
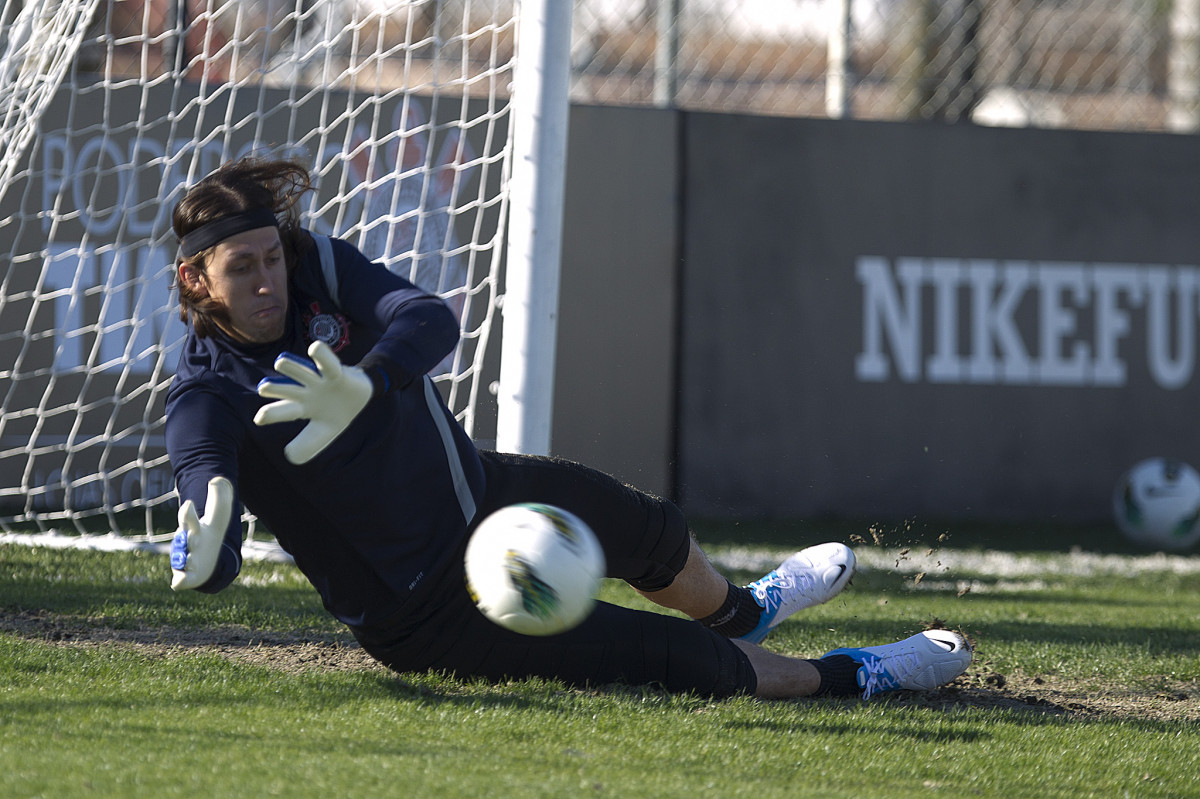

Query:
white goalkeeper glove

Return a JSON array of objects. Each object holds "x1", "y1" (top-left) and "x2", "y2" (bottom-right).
[
  {"x1": 170, "y1": 476, "x2": 234, "y2": 591},
  {"x1": 253, "y1": 339, "x2": 373, "y2": 465}
]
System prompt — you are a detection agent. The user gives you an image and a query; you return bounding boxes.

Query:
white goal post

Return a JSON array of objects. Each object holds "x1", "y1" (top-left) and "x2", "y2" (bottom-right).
[{"x1": 0, "y1": 0, "x2": 568, "y2": 542}]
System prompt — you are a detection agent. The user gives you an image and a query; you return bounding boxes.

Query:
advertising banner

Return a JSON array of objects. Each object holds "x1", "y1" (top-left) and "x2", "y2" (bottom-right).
[{"x1": 677, "y1": 116, "x2": 1200, "y2": 522}]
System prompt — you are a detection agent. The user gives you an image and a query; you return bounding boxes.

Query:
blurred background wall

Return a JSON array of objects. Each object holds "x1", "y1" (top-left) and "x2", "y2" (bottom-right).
[{"x1": 554, "y1": 111, "x2": 1200, "y2": 525}]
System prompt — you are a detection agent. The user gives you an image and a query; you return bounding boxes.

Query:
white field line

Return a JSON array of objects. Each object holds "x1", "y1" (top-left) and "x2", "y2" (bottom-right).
[
  {"x1": 5, "y1": 533, "x2": 1200, "y2": 592},
  {"x1": 707, "y1": 545, "x2": 1200, "y2": 580},
  {"x1": 0, "y1": 531, "x2": 294, "y2": 563}
]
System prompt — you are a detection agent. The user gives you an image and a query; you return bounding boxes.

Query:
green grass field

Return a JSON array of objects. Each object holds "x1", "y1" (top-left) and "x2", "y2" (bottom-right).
[{"x1": 2, "y1": 522, "x2": 1198, "y2": 798}]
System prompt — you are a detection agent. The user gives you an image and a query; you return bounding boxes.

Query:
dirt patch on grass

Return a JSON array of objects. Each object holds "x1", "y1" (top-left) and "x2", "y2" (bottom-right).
[
  {"x1": 3, "y1": 608, "x2": 1196, "y2": 721},
  {"x1": 906, "y1": 669, "x2": 1200, "y2": 723},
  {"x1": 0, "y1": 608, "x2": 384, "y2": 674}
]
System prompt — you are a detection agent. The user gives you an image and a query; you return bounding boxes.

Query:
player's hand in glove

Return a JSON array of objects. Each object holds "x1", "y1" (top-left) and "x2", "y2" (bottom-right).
[
  {"x1": 253, "y1": 339, "x2": 373, "y2": 465},
  {"x1": 170, "y1": 476, "x2": 234, "y2": 591}
]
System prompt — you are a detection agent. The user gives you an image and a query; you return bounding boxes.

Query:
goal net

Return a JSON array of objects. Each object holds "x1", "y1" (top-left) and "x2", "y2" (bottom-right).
[{"x1": 0, "y1": 0, "x2": 525, "y2": 543}]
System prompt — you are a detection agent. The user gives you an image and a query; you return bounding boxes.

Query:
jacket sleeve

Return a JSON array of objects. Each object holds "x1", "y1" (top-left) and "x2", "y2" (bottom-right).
[
  {"x1": 326, "y1": 237, "x2": 460, "y2": 390},
  {"x1": 165, "y1": 385, "x2": 246, "y2": 593}
]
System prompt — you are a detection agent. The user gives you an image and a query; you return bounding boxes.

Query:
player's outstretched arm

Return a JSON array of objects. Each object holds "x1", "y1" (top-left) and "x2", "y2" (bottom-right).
[
  {"x1": 170, "y1": 476, "x2": 234, "y2": 591},
  {"x1": 253, "y1": 340, "x2": 373, "y2": 464}
]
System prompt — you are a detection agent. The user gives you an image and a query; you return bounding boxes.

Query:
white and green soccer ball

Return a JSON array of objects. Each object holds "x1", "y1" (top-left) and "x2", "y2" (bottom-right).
[
  {"x1": 465, "y1": 503, "x2": 606, "y2": 636},
  {"x1": 1112, "y1": 457, "x2": 1200, "y2": 552}
]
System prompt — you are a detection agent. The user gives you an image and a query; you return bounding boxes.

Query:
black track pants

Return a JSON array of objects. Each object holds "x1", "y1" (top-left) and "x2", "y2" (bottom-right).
[{"x1": 351, "y1": 450, "x2": 757, "y2": 697}]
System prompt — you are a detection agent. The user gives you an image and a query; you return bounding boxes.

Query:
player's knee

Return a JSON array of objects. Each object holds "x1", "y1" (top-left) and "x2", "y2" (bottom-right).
[
  {"x1": 651, "y1": 615, "x2": 756, "y2": 698},
  {"x1": 624, "y1": 498, "x2": 690, "y2": 592}
]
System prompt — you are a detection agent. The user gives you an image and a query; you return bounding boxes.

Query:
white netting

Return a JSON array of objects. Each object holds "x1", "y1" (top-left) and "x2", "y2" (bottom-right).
[
  {"x1": 0, "y1": 0, "x2": 517, "y2": 537},
  {"x1": 0, "y1": 0, "x2": 104, "y2": 201}
]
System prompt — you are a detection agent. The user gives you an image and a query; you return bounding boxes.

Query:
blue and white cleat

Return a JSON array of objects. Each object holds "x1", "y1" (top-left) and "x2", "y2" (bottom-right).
[
  {"x1": 737, "y1": 542, "x2": 856, "y2": 644},
  {"x1": 823, "y1": 629, "x2": 973, "y2": 699}
]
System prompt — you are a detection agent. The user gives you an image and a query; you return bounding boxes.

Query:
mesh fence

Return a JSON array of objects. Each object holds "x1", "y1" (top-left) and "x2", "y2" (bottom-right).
[
  {"x1": 572, "y1": 0, "x2": 1199, "y2": 133},
  {"x1": 71, "y1": 1, "x2": 1197, "y2": 132}
]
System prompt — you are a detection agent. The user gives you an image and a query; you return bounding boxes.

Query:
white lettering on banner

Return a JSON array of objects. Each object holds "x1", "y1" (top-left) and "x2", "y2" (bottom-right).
[
  {"x1": 42, "y1": 242, "x2": 184, "y2": 375},
  {"x1": 855, "y1": 257, "x2": 1200, "y2": 389},
  {"x1": 40, "y1": 134, "x2": 310, "y2": 236},
  {"x1": 30, "y1": 465, "x2": 175, "y2": 511}
]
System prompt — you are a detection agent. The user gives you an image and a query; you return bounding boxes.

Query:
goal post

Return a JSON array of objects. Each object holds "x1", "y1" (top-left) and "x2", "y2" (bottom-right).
[
  {"x1": 0, "y1": 0, "x2": 567, "y2": 541},
  {"x1": 496, "y1": 0, "x2": 572, "y2": 456}
]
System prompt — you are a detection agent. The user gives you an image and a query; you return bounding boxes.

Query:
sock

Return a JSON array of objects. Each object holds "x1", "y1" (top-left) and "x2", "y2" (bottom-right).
[
  {"x1": 698, "y1": 581, "x2": 762, "y2": 638},
  {"x1": 808, "y1": 654, "x2": 862, "y2": 697}
]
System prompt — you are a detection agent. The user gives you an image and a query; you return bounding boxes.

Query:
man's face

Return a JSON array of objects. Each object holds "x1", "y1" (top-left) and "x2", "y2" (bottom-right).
[{"x1": 180, "y1": 226, "x2": 289, "y2": 344}]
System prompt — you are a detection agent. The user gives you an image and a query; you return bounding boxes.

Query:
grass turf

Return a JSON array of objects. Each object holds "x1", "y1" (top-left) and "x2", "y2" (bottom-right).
[{"x1": 1, "y1": 534, "x2": 1197, "y2": 798}]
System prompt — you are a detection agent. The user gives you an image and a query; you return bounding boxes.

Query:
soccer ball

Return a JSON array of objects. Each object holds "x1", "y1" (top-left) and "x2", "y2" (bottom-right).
[
  {"x1": 464, "y1": 503, "x2": 606, "y2": 636},
  {"x1": 1112, "y1": 458, "x2": 1200, "y2": 552}
]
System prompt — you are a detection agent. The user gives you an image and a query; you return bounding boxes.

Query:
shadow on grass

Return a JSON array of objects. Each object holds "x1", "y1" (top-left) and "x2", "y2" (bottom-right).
[
  {"x1": 6, "y1": 606, "x2": 1196, "y2": 732},
  {"x1": 783, "y1": 609, "x2": 1200, "y2": 660}
]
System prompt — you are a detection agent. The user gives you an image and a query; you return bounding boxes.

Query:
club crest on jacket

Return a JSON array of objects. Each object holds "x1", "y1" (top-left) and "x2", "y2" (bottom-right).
[{"x1": 303, "y1": 301, "x2": 349, "y2": 352}]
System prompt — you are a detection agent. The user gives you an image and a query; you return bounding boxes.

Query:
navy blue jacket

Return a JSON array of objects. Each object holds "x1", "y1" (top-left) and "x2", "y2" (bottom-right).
[{"x1": 164, "y1": 233, "x2": 485, "y2": 628}]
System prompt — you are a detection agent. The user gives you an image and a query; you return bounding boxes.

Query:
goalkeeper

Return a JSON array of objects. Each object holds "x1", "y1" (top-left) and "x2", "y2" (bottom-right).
[{"x1": 166, "y1": 157, "x2": 972, "y2": 701}]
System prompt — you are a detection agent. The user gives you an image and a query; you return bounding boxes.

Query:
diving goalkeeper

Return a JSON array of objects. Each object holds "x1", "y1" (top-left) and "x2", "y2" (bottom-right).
[{"x1": 165, "y1": 156, "x2": 973, "y2": 700}]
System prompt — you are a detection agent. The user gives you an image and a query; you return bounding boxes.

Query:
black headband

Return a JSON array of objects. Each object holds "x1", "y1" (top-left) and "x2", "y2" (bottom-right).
[{"x1": 179, "y1": 207, "x2": 279, "y2": 258}]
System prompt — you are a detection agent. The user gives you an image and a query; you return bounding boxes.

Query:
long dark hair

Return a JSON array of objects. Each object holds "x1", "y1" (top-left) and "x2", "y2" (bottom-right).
[{"x1": 172, "y1": 157, "x2": 314, "y2": 337}]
